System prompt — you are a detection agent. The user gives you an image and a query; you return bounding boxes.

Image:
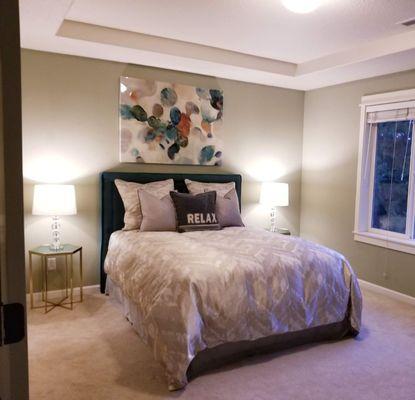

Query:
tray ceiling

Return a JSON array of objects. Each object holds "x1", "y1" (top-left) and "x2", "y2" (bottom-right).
[{"x1": 20, "y1": 0, "x2": 415, "y2": 90}]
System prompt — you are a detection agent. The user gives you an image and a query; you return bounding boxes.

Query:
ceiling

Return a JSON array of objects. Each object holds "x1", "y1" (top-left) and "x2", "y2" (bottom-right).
[{"x1": 19, "y1": 0, "x2": 415, "y2": 90}]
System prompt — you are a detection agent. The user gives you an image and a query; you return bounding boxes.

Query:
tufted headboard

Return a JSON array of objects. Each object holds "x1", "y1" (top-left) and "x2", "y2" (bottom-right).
[{"x1": 99, "y1": 171, "x2": 242, "y2": 292}]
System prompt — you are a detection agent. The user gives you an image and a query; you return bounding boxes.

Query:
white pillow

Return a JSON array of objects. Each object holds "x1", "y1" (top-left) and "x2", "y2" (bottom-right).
[
  {"x1": 115, "y1": 179, "x2": 174, "y2": 230},
  {"x1": 185, "y1": 179, "x2": 235, "y2": 197}
]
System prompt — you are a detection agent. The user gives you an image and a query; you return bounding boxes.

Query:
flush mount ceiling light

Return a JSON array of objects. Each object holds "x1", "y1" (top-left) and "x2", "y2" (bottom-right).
[{"x1": 282, "y1": 0, "x2": 322, "y2": 13}]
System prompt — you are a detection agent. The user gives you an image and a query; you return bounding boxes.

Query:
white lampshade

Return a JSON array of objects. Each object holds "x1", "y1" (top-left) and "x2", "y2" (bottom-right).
[
  {"x1": 260, "y1": 182, "x2": 289, "y2": 207},
  {"x1": 32, "y1": 184, "x2": 77, "y2": 216}
]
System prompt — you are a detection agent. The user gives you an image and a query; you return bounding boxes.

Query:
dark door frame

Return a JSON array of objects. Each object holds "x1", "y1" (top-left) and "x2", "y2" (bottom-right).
[{"x1": 0, "y1": 0, "x2": 29, "y2": 398}]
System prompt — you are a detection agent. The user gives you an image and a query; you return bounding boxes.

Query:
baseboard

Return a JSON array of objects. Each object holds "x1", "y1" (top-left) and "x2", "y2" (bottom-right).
[
  {"x1": 358, "y1": 279, "x2": 415, "y2": 306},
  {"x1": 26, "y1": 284, "x2": 100, "y2": 304}
]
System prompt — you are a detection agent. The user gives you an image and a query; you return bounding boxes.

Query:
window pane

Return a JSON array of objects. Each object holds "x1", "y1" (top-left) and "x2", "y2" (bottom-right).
[{"x1": 372, "y1": 120, "x2": 413, "y2": 234}]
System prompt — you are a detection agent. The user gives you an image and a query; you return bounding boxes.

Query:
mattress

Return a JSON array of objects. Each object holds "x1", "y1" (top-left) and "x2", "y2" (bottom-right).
[{"x1": 104, "y1": 227, "x2": 362, "y2": 390}]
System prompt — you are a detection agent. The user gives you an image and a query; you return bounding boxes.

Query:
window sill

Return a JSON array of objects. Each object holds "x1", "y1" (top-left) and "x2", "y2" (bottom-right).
[{"x1": 354, "y1": 231, "x2": 415, "y2": 255}]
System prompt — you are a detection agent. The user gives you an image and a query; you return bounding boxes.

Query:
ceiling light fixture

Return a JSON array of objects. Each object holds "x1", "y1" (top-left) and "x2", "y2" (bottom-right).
[{"x1": 282, "y1": 0, "x2": 321, "y2": 14}]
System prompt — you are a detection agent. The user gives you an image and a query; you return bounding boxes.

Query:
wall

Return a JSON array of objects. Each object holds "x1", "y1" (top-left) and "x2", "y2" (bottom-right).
[
  {"x1": 301, "y1": 70, "x2": 415, "y2": 297},
  {"x1": 21, "y1": 49, "x2": 305, "y2": 291}
]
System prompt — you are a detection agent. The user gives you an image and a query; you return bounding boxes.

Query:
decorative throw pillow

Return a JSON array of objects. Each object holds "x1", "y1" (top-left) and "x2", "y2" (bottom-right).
[
  {"x1": 170, "y1": 191, "x2": 220, "y2": 232},
  {"x1": 138, "y1": 189, "x2": 176, "y2": 232},
  {"x1": 215, "y1": 189, "x2": 245, "y2": 227},
  {"x1": 115, "y1": 178, "x2": 174, "y2": 230},
  {"x1": 185, "y1": 179, "x2": 235, "y2": 197}
]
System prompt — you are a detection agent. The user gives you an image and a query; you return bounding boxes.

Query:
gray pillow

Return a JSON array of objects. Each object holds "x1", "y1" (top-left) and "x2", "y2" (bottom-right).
[
  {"x1": 216, "y1": 189, "x2": 245, "y2": 227},
  {"x1": 138, "y1": 190, "x2": 176, "y2": 232}
]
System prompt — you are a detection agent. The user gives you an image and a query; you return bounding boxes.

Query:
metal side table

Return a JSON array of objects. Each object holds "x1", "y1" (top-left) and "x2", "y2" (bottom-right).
[{"x1": 29, "y1": 244, "x2": 83, "y2": 313}]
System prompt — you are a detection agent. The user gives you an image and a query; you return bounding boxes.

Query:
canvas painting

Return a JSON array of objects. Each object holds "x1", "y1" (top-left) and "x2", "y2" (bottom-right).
[{"x1": 119, "y1": 76, "x2": 224, "y2": 165}]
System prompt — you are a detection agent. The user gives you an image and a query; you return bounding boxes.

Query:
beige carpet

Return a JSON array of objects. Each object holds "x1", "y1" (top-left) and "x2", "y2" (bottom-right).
[{"x1": 28, "y1": 288, "x2": 415, "y2": 400}]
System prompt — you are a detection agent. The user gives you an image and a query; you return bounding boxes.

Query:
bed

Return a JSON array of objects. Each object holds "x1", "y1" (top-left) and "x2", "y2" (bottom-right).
[{"x1": 100, "y1": 171, "x2": 362, "y2": 390}]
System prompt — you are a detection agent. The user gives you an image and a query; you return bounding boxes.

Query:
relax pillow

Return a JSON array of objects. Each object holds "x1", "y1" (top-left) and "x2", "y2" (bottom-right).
[
  {"x1": 115, "y1": 178, "x2": 174, "y2": 230},
  {"x1": 138, "y1": 189, "x2": 176, "y2": 232},
  {"x1": 170, "y1": 191, "x2": 220, "y2": 232},
  {"x1": 185, "y1": 179, "x2": 235, "y2": 197},
  {"x1": 215, "y1": 189, "x2": 245, "y2": 227}
]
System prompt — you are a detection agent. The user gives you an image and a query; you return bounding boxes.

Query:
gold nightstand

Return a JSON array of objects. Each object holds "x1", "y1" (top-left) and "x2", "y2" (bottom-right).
[
  {"x1": 29, "y1": 244, "x2": 83, "y2": 313},
  {"x1": 266, "y1": 228, "x2": 291, "y2": 235}
]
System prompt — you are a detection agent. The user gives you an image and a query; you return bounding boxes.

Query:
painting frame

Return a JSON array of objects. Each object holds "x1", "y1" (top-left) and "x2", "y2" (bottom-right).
[{"x1": 119, "y1": 76, "x2": 224, "y2": 166}]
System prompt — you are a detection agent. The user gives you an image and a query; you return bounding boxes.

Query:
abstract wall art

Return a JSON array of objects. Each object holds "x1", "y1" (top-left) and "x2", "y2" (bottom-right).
[{"x1": 119, "y1": 77, "x2": 224, "y2": 165}]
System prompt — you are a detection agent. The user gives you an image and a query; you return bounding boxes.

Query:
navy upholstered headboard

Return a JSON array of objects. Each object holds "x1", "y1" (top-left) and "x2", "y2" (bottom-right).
[{"x1": 99, "y1": 171, "x2": 242, "y2": 292}]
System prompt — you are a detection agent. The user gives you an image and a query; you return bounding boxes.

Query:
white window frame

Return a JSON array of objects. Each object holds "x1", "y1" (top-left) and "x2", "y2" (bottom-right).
[{"x1": 354, "y1": 89, "x2": 415, "y2": 255}]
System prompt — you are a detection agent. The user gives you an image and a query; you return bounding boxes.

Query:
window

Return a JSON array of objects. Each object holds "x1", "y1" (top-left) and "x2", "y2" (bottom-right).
[
  {"x1": 371, "y1": 120, "x2": 413, "y2": 234},
  {"x1": 354, "y1": 89, "x2": 415, "y2": 254}
]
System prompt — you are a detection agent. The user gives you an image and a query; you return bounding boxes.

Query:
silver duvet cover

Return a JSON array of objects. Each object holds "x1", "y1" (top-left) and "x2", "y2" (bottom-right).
[{"x1": 104, "y1": 227, "x2": 362, "y2": 390}]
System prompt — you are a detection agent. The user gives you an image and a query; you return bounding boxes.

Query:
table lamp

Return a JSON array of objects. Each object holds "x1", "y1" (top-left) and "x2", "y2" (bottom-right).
[
  {"x1": 260, "y1": 182, "x2": 289, "y2": 232},
  {"x1": 32, "y1": 184, "x2": 77, "y2": 250}
]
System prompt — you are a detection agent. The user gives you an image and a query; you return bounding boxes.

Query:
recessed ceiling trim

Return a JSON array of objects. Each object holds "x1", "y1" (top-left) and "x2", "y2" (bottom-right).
[
  {"x1": 297, "y1": 29, "x2": 415, "y2": 76},
  {"x1": 57, "y1": 19, "x2": 415, "y2": 84},
  {"x1": 56, "y1": 20, "x2": 297, "y2": 77}
]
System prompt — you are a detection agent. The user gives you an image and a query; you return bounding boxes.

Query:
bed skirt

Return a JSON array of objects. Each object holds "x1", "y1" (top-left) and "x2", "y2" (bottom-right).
[{"x1": 106, "y1": 277, "x2": 356, "y2": 386}]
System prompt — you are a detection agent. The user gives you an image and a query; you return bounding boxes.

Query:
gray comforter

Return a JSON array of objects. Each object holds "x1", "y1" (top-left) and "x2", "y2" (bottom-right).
[{"x1": 104, "y1": 227, "x2": 362, "y2": 390}]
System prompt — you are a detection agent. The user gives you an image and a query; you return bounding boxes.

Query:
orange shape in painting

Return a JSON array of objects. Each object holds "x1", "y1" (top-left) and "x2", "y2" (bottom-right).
[
  {"x1": 129, "y1": 90, "x2": 138, "y2": 102},
  {"x1": 177, "y1": 113, "x2": 191, "y2": 137},
  {"x1": 201, "y1": 120, "x2": 211, "y2": 134}
]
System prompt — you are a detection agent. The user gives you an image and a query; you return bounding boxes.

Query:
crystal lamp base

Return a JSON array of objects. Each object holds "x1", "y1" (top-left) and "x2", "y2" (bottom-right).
[
  {"x1": 269, "y1": 206, "x2": 278, "y2": 232},
  {"x1": 50, "y1": 216, "x2": 63, "y2": 251}
]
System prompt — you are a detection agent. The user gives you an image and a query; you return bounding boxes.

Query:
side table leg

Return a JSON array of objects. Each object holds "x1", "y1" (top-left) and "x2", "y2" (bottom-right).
[
  {"x1": 80, "y1": 248, "x2": 83, "y2": 303},
  {"x1": 70, "y1": 253, "x2": 73, "y2": 310},
  {"x1": 65, "y1": 254, "x2": 68, "y2": 298},
  {"x1": 41, "y1": 256, "x2": 45, "y2": 302},
  {"x1": 44, "y1": 256, "x2": 48, "y2": 314},
  {"x1": 29, "y1": 252, "x2": 34, "y2": 309}
]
